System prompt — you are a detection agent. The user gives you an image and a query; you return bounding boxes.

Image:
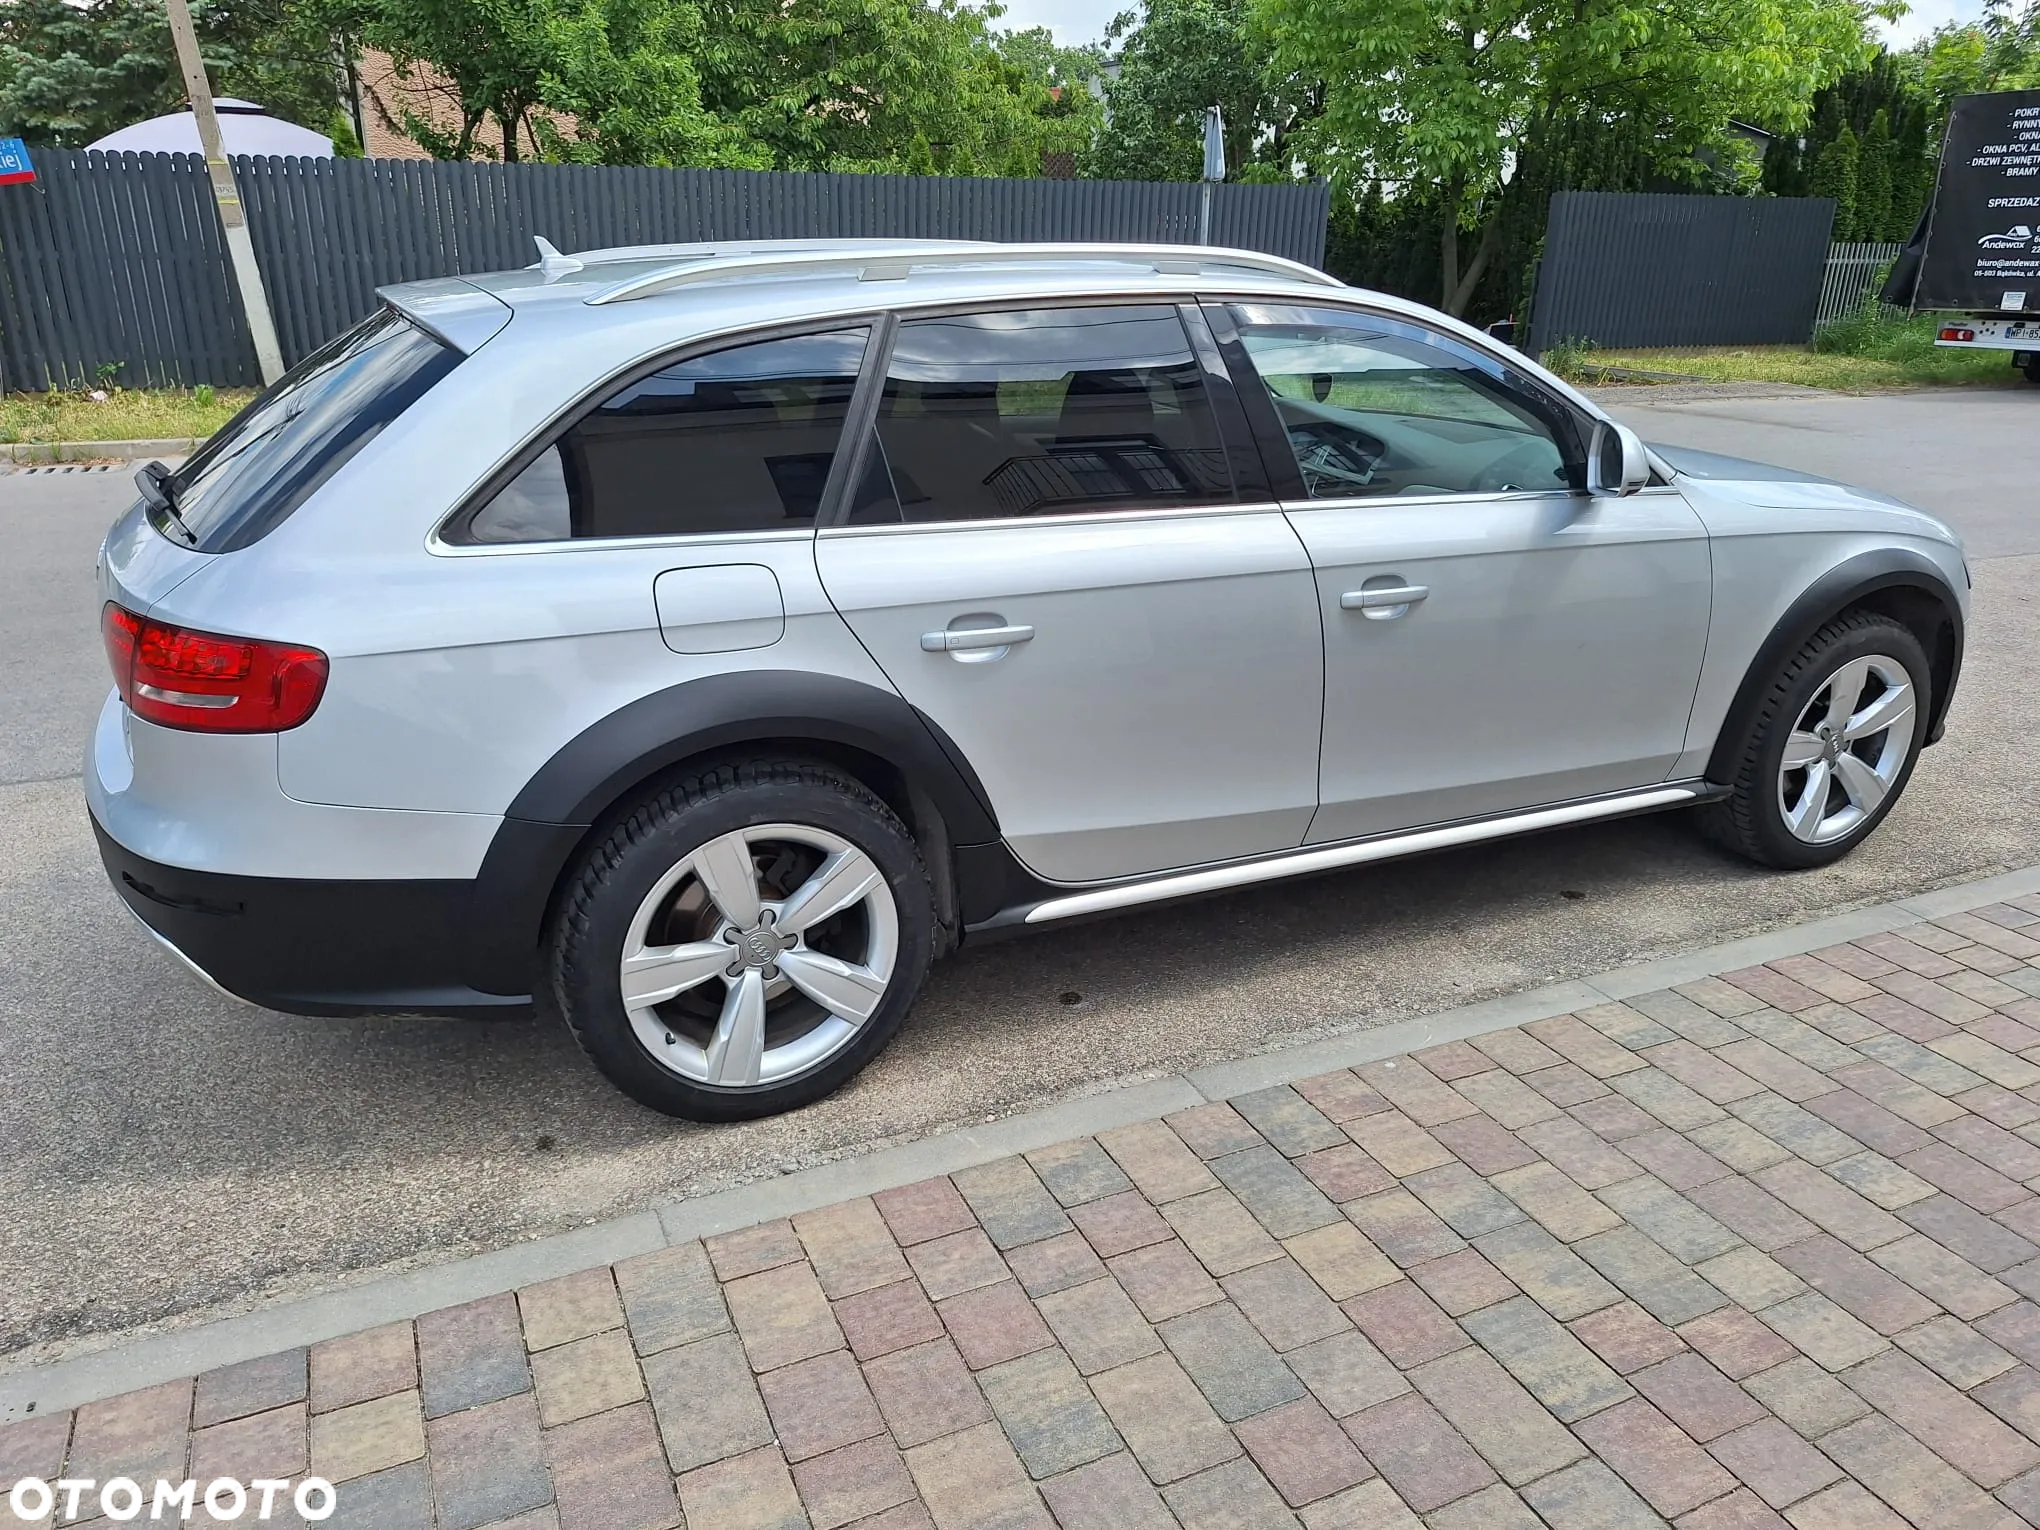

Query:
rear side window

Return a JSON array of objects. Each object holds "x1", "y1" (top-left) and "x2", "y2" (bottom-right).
[
  {"x1": 166, "y1": 308, "x2": 459, "y2": 553},
  {"x1": 461, "y1": 328, "x2": 870, "y2": 544},
  {"x1": 855, "y1": 305, "x2": 1234, "y2": 524}
]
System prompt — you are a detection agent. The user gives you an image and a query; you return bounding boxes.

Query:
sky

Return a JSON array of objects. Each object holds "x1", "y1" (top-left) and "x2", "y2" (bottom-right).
[
  {"x1": 987, "y1": 0, "x2": 1118, "y2": 46},
  {"x1": 990, "y1": 0, "x2": 1992, "y2": 50},
  {"x1": 1879, "y1": 0, "x2": 1991, "y2": 44}
]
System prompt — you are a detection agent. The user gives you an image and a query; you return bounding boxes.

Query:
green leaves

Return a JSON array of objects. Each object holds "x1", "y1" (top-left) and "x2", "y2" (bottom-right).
[
  {"x1": 1917, "y1": 0, "x2": 2038, "y2": 97},
  {"x1": 316, "y1": 0, "x2": 1099, "y2": 171},
  {"x1": 685, "y1": 0, "x2": 1099, "y2": 175},
  {"x1": 1257, "y1": 0, "x2": 1876, "y2": 309},
  {"x1": 1265, "y1": 0, "x2": 1873, "y2": 197},
  {"x1": 534, "y1": 0, "x2": 764, "y2": 166},
  {"x1": 1809, "y1": 121, "x2": 1859, "y2": 234},
  {"x1": 1089, "y1": 0, "x2": 1272, "y2": 181},
  {"x1": 0, "y1": 0, "x2": 337, "y2": 145}
]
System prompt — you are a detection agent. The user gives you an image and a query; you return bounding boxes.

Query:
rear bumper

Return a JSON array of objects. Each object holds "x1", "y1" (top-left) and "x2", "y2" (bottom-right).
[
  {"x1": 93, "y1": 816, "x2": 532, "y2": 1019},
  {"x1": 1932, "y1": 337, "x2": 2033, "y2": 354},
  {"x1": 1929, "y1": 316, "x2": 2038, "y2": 353}
]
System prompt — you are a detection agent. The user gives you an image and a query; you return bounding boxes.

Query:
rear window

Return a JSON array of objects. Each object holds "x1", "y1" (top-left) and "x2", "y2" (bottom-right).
[{"x1": 161, "y1": 308, "x2": 460, "y2": 552}]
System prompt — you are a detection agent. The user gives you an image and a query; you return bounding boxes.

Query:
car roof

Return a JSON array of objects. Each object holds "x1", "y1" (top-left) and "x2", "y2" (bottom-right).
[
  {"x1": 373, "y1": 237, "x2": 1606, "y2": 426},
  {"x1": 380, "y1": 237, "x2": 1346, "y2": 338}
]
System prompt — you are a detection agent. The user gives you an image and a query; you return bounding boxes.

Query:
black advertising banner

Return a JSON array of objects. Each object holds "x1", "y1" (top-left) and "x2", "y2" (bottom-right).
[{"x1": 1917, "y1": 89, "x2": 2040, "y2": 313}]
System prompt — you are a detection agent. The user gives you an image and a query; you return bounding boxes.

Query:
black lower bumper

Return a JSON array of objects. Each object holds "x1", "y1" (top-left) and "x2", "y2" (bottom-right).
[{"x1": 93, "y1": 819, "x2": 532, "y2": 1019}]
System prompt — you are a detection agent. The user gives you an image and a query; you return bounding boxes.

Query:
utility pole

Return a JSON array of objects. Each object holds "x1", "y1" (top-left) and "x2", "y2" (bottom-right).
[
  {"x1": 1199, "y1": 106, "x2": 1225, "y2": 246},
  {"x1": 163, "y1": 0, "x2": 285, "y2": 384}
]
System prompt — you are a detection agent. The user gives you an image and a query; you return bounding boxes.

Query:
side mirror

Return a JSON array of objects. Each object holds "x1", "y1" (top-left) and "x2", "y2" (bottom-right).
[{"x1": 1588, "y1": 419, "x2": 1650, "y2": 497}]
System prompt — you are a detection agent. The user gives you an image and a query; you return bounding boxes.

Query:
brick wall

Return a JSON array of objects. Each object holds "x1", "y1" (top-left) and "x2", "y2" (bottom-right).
[{"x1": 352, "y1": 50, "x2": 566, "y2": 162}]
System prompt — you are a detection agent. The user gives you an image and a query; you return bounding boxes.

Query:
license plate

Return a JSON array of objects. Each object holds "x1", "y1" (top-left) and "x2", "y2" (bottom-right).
[{"x1": 1949, "y1": 317, "x2": 2038, "y2": 344}]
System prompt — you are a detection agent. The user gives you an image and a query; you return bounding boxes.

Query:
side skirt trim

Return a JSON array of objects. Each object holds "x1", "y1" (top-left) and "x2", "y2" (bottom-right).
[{"x1": 1016, "y1": 783, "x2": 1710, "y2": 926}]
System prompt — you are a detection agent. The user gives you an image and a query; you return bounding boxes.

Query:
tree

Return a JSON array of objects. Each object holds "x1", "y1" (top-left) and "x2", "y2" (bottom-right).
[
  {"x1": 532, "y1": 0, "x2": 762, "y2": 166},
  {"x1": 1761, "y1": 51, "x2": 1937, "y2": 243},
  {"x1": 1256, "y1": 0, "x2": 1876, "y2": 314},
  {"x1": 324, "y1": 0, "x2": 1094, "y2": 170},
  {"x1": 208, "y1": 0, "x2": 355, "y2": 131},
  {"x1": 1855, "y1": 109, "x2": 1892, "y2": 240},
  {"x1": 328, "y1": 0, "x2": 563, "y2": 159},
  {"x1": 1889, "y1": 100, "x2": 1932, "y2": 237},
  {"x1": 993, "y1": 28, "x2": 1108, "y2": 173},
  {"x1": 995, "y1": 26, "x2": 1106, "y2": 100},
  {"x1": 683, "y1": 0, "x2": 1093, "y2": 176},
  {"x1": 0, "y1": 0, "x2": 343, "y2": 144},
  {"x1": 1985, "y1": 0, "x2": 2039, "y2": 85},
  {"x1": 1917, "y1": 0, "x2": 2038, "y2": 98},
  {"x1": 1089, "y1": 0, "x2": 1284, "y2": 181},
  {"x1": 0, "y1": 0, "x2": 189, "y2": 144},
  {"x1": 1809, "y1": 120, "x2": 1859, "y2": 237}
]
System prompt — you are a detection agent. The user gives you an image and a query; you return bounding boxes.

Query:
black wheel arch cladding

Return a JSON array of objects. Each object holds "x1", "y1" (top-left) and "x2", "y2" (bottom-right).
[
  {"x1": 1706, "y1": 548, "x2": 1964, "y2": 786},
  {"x1": 1693, "y1": 607, "x2": 1930, "y2": 870},
  {"x1": 464, "y1": 670, "x2": 998, "y2": 997}
]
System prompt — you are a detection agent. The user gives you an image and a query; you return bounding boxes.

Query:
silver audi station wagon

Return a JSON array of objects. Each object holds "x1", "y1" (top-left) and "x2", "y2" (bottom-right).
[{"x1": 89, "y1": 240, "x2": 1969, "y2": 1120}]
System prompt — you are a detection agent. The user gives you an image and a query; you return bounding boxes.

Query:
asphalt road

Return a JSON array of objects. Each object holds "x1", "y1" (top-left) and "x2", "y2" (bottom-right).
[{"x1": 3, "y1": 387, "x2": 2036, "y2": 1366}]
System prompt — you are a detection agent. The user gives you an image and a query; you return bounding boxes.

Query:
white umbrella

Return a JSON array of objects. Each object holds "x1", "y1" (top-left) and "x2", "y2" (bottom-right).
[{"x1": 87, "y1": 99, "x2": 332, "y2": 157}]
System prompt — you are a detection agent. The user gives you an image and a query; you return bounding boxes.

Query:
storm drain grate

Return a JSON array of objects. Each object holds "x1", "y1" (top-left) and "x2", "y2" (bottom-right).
[{"x1": 14, "y1": 463, "x2": 118, "y2": 474}]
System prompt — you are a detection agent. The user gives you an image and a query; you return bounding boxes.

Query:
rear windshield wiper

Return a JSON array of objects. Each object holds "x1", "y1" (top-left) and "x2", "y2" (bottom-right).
[{"x1": 135, "y1": 460, "x2": 198, "y2": 547}]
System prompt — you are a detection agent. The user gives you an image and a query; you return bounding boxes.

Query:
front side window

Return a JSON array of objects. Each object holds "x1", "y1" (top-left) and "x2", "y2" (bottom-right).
[
  {"x1": 1229, "y1": 304, "x2": 1574, "y2": 501},
  {"x1": 856, "y1": 305, "x2": 1233, "y2": 524},
  {"x1": 167, "y1": 307, "x2": 460, "y2": 553},
  {"x1": 463, "y1": 328, "x2": 870, "y2": 543}
]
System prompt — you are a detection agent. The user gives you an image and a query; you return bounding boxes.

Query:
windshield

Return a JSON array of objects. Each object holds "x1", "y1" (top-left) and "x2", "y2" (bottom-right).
[{"x1": 162, "y1": 308, "x2": 460, "y2": 553}]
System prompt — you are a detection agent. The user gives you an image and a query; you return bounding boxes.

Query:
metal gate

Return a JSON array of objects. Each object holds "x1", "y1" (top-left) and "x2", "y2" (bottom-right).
[{"x1": 1814, "y1": 241, "x2": 1905, "y2": 333}]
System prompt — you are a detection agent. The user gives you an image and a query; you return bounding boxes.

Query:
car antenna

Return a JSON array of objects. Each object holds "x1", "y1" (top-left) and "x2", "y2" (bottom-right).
[{"x1": 532, "y1": 237, "x2": 583, "y2": 278}]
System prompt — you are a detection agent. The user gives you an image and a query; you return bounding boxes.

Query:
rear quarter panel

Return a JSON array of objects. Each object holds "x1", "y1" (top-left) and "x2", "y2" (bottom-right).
[
  {"x1": 265, "y1": 540, "x2": 898, "y2": 814},
  {"x1": 143, "y1": 296, "x2": 905, "y2": 817}
]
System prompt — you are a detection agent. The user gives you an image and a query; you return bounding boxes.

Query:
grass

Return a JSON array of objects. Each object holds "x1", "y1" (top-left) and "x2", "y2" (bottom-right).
[
  {"x1": 1543, "y1": 308, "x2": 2028, "y2": 392},
  {"x1": 0, "y1": 385, "x2": 252, "y2": 445}
]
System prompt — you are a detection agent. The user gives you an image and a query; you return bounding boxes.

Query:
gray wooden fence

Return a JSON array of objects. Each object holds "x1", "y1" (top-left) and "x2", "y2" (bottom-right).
[
  {"x1": 1529, "y1": 191, "x2": 1837, "y2": 355},
  {"x1": 0, "y1": 152, "x2": 1332, "y2": 389}
]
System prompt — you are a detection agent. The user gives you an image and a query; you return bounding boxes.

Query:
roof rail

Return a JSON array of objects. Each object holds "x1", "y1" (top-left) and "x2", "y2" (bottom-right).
[
  {"x1": 585, "y1": 242, "x2": 1341, "y2": 306},
  {"x1": 551, "y1": 237, "x2": 992, "y2": 272}
]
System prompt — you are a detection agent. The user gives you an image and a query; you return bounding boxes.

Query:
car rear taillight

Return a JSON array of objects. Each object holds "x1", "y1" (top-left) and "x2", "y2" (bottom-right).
[
  {"x1": 102, "y1": 603, "x2": 328, "y2": 733},
  {"x1": 1940, "y1": 326, "x2": 1976, "y2": 342}
]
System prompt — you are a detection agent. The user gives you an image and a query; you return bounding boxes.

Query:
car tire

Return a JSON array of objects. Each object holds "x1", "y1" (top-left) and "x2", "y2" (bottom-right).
[
  {"x1": 549, "y1": 757, "x2": 934, "y2": 1121},
  {"x1": 1697, "y1": 611, "x2": 1930, "y2": 870},
  {"x1": 2024, "y1": 357, "x2": 2040, "y2": 385}
]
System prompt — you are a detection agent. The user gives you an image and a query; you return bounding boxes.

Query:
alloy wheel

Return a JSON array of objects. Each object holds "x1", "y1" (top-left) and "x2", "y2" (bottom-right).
[
  {"x1": 1776, "y1": 654, "x2": 1917, "y2": 845},
  {"x1": 618, "y1": 824, "x2": 898, "y2": 1089}
]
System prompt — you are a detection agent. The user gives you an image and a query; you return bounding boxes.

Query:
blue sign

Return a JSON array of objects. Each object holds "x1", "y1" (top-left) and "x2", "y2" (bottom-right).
[{"x1": 0, "y1": 137, "x2": 33, "y2": 185}]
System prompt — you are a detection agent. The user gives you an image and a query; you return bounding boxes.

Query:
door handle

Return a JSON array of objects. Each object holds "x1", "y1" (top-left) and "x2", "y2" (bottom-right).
[
  {"x1": 1340, "y1": 584, "x2": 1429, "y2": 620},
  {"x1": 920, "y1": 624, "x2": 1035, "y2": 653}
]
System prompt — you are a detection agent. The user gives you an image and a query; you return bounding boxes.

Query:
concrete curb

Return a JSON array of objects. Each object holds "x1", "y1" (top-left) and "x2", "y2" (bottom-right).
[
  {"x1": 5, "y1": 861, "x2": 2039, "y2": 1421},
  {"x1": 3, "y1": 438, "x2": 197, "y2": 464}
]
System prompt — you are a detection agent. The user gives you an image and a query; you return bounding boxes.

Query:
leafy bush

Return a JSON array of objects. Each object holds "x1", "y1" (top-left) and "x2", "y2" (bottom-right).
[
  {"x1": 1538, "y1": 336, "x2": 1595, "y2": 380},
  {"x1": 1813, "y1": 301, "x2": 1923, "y2": 358},
  {"x1": 1801, "y1": 298, "x2": 2020, "y2": 383}
]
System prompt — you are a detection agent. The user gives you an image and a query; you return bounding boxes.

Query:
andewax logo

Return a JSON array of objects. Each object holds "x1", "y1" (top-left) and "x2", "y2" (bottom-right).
[{"x1": 7, "y1": 1476, "x2": 336, "y2": 1522}]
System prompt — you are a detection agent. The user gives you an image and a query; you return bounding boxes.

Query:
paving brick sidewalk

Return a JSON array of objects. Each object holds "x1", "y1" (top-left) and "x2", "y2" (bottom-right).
[{"x1": 14, "y1": 894, "x2": 2040, "y2": 1529}]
